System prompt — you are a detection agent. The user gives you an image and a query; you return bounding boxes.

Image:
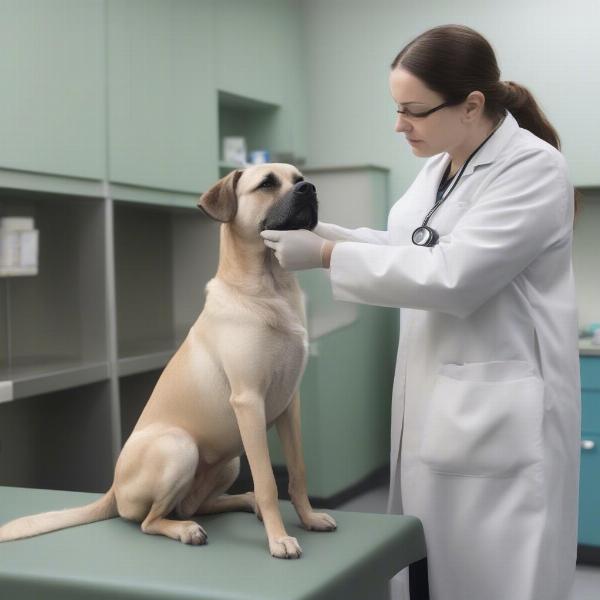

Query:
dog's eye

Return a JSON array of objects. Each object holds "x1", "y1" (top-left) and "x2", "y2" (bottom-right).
[{"x1": 259, "y1": 179, "x2": 274, "y2": 189}]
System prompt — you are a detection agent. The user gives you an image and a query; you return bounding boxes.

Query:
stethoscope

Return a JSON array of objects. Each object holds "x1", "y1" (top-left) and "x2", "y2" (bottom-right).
[{"x1": 412, "y1": 115, "x2": 506, "y2": 247}]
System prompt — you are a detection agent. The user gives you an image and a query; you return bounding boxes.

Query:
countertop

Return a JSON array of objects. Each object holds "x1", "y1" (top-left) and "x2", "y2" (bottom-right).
[{"x1": 580, "y1": 339, "x2": 600, "y2": 356}]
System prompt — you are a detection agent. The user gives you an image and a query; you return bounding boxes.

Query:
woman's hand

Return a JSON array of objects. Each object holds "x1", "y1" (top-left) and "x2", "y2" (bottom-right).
[{"x1": 260, "y1": 229, "x2": 336, "y2": 271}]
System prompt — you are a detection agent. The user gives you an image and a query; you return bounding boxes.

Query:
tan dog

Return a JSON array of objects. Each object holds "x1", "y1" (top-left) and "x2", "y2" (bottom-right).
[{"x1": 0, "y1": 164, "x2": 336, "y2": 558}]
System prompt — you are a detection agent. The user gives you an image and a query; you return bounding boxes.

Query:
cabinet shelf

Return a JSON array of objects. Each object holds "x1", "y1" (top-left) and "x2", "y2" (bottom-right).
[
  {"x1": 0, "y1": 359, "x2": 109, "y2": 404},
  {"x1": 117, "y1": 348, "x2": 176, "y2": 378},
  {"x1": 218, "y1": 160, "x2": 246, "y2": 170},
  {"x1": 580, "y1": 339, "x2": 600, "y2": 356}
]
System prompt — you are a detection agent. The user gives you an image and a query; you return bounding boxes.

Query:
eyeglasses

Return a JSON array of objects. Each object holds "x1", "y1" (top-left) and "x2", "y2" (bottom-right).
[{"x1": 396, "y1": 99, "x2": 463, "y2": 119}]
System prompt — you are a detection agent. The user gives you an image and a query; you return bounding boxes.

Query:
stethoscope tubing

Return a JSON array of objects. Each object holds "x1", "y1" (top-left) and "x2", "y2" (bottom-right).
[{"x1": 420, "y1": 115, "x2": 506, "y2": 229}]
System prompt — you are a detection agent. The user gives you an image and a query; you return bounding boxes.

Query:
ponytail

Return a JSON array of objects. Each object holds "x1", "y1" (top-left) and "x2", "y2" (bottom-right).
[
  {"x1": 499, "y1": 81, "x2": 560, "y2": 150},
  {"x1": 497, "y1": 81, "x2": 580, "y2": 221}
]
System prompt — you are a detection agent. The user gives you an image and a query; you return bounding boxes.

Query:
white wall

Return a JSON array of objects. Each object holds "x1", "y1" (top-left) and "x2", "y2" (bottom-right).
[{"x1": 301, "y1": 0, "x2": 600, "y2": 195}]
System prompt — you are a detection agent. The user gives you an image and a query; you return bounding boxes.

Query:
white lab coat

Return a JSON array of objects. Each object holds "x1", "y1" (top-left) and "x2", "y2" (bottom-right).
[{"x1": 316, "y1": 111, "x2": 581, "y2": 600}]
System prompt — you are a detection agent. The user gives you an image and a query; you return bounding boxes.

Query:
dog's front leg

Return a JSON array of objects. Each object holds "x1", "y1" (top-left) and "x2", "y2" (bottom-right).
[
  {"x1": 230, "y1": 389, "x2": 303, "y2": 559},
  {"x1": 275, "y1": 391, "x2": 337, "y2": 532}
]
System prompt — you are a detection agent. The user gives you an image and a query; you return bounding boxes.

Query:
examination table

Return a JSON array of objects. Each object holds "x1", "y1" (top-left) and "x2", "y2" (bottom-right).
[{"x1": 0, "y1": 486, "x2": 427, "y2": 599}]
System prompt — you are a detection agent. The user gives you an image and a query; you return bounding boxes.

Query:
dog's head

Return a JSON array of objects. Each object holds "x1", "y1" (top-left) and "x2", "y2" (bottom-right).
[{"x1": 197, "y1": 164, "x2": 318, "y2": 239}]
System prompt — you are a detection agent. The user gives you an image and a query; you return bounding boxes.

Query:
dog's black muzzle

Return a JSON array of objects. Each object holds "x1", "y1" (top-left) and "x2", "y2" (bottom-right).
[{"x1": 260, "y1": 180, "x2": 319, "y2": 231}]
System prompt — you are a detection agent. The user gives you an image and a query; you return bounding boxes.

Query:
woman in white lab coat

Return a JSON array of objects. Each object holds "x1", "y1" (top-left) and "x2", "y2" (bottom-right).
[{"x1": 261, "y1": 24, "x2": 580, "y2": 600}]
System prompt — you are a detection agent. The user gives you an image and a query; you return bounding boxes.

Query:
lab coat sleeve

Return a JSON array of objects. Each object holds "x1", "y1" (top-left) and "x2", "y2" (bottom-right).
[
  {"x1": 329, "y1": 149, "x2": 571, "y2": 319},
  {"x1": 314, "y1": 220, "x2": 389, "y2": 244}
]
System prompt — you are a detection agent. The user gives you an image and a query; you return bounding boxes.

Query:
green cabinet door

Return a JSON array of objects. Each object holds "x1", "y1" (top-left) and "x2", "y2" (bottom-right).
[
  {"x1": 579, "y1": 431, "x2": 600, "y2": 546},
  {"x1": 579, "y1": 356, "x2": 600, "y2": 547},
  {"x1": 215, "y1": 0, "x2": 288, "y2": 106},
  {"x1": 0, "y1": 0, "x2": 105, "y2": 179},
  {"x1": 107, "y1": 0, "x2": 217, "y2": 194}
]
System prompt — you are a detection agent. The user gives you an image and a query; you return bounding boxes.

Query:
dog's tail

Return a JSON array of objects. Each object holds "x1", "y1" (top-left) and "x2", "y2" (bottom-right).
[{"x1": 0, "y1": 486, "x2": 118, "y2": 542}]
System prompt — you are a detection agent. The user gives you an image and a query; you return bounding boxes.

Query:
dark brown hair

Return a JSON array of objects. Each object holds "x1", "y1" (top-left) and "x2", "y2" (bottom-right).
[{"x1": 391, "y1": 24, "x2": 579, "y2": 220}]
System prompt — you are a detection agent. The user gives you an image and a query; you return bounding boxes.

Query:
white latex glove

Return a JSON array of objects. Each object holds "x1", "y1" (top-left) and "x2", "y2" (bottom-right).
[
  {"x1": 312, "y1": 221, "x2": 336, "y2": 240},
  {"x1": 260, "y1": 229, "x2": 327, "y2": 271}
]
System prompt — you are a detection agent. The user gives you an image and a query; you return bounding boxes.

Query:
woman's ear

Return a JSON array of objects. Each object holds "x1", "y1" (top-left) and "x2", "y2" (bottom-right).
[
  {"x1": 463, "y1": 90, "x2": 485, "y2": 122},
  {"x1": 197, "y1": 169, "x2": 243, "y2": 222}
]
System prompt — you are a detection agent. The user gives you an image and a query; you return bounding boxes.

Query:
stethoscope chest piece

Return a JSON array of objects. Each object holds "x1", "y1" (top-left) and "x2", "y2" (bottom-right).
[{"x1": 412, "y1": 226, "x2": 439, "y2": 247}]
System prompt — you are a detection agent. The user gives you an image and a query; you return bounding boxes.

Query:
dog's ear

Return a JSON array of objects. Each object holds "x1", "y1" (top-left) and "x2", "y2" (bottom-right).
[{"x1": 197, "y1": 169, "x2": 243, "y2": 222}]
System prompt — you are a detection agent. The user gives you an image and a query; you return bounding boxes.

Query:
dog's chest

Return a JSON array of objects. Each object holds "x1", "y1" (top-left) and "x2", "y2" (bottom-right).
[{"x1": 264, "y1": 331, "x2": 308, "y2": 425}]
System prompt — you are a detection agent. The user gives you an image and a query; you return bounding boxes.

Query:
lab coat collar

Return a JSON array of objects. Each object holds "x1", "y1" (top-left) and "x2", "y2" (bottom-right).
[{"x1": 450, "y1": 110, "x2": 519, "y2": 178}]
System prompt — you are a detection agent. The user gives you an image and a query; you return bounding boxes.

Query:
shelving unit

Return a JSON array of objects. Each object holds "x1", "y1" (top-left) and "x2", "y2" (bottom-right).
[
  {"x1": 0, "y1": 189, "x2": 108, "y2": 404},
  {"x1": 0, "y1": 185, "x2": 223, "y2": 492}
]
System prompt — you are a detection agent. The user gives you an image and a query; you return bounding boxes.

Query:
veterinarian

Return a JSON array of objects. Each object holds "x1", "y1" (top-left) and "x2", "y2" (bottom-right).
[{"x1": 261, "y1": 24, "x2": 580, "y2": 600}]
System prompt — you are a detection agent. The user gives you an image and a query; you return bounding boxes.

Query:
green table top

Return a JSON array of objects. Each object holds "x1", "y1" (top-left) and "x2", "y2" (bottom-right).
[{"x1": 0, "y1": 486, "x2": 426, "y2": 600}]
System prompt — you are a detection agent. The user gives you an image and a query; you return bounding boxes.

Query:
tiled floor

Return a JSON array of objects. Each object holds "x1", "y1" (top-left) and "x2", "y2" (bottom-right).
[{"x1": 337, "y1": 484, "x2": 600, "y2": 599}]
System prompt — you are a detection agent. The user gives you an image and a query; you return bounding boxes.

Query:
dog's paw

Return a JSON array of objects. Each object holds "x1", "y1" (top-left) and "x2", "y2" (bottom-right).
[
  {"x1": 179, "y1": 521, "x2": 208, "y2": 546},
  {"x1": 269, "y1": 535, "x2": 302, "y2": 559},
  {"x1": 301, "y1": 511, "x2": 337, "y2": 532}
]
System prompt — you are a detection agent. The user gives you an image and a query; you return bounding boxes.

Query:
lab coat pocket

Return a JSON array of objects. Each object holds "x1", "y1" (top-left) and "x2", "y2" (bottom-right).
[{"x1": 419, "y1": 361, "x2": 544, "y2": 477}]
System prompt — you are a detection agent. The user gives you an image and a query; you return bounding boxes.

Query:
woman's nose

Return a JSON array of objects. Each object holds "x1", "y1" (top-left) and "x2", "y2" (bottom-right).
[{"x1": 395, "y1": 114, "x2": 411, "y2": 133}]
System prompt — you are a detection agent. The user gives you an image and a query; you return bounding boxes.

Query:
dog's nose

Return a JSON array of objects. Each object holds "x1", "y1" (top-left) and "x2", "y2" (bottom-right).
[{"x1": 293, "y1": 181, "x2": 316, "y2": 195}]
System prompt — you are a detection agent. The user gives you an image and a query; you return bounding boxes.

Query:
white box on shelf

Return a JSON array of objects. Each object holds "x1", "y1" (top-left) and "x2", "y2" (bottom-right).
[
  {"x1": 0, "y1": 381, "x2": 13, "y2": 404},
  {"x1": 0, "y1": 217, "x2": 39, "y2": 277},
  {"x1": 222, "y1": 136, "x2": 247, "y2": 166},
  {"x1": 0, "y1": 228, "x2": 19, "y2": 268},
  {"x1": 249, "y1": 150, "x2": 270, "y2": 164}
]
